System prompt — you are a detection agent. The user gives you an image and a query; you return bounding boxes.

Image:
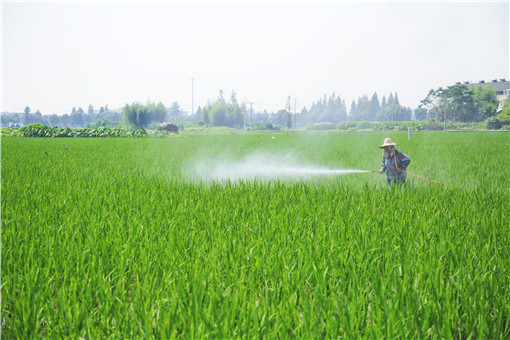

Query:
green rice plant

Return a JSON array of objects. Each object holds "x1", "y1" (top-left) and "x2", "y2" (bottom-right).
[{"x1": 1, "y1": 132, "x2": 509, "y2": 338}]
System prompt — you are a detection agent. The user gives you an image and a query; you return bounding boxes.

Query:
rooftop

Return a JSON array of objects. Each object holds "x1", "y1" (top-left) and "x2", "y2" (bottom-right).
[{"x1": 457, "y1": 79, "x2": 510, "y2": 92}]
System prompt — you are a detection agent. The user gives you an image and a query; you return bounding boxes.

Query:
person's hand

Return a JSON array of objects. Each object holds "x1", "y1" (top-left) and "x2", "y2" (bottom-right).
[{"x1": 379, "y1": 169, "x2": 383, "y2": 174}]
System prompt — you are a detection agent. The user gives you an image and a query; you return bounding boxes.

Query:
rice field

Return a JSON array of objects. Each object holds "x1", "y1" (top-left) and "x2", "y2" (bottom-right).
[{"x1": 1, "y1": 132, "x2": 509, "y2": 338}]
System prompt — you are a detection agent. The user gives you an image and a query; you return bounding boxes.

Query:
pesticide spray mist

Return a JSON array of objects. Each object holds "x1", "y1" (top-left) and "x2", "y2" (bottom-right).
[{"x1": 186, "y1": 151, "x2": 370, "y2": 182}]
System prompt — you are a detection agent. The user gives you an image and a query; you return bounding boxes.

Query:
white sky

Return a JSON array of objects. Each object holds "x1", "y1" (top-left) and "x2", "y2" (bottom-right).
[{"x1": 2, "y1": 0, "x2": 509, "y2": 115}]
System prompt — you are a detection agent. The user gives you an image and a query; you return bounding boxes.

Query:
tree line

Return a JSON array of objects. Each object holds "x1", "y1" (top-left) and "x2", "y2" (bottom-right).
[
  {"x1": 3, "y1": 82, "x2": 506, "y2": 130},
  {"x1": 1, "y1": 105, "x2": 123, "y2": 128},
  {"x1": 1, "y1": 101, "x2": 186, "y2": 129},
  {"x1": 120, "y1": 85, "x2": 504, "y2": 129},
  {"x1": 239, "y1": 92, "x2": 412, "y2": 129},
  {"x1": 418, "y1": 83, "x2": 500, "y2": 122},
  {"x1": 200, "y1": 90, "x2": 246, "y2": 128}
]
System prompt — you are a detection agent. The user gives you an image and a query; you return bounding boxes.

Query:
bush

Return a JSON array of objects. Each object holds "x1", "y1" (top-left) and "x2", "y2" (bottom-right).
[
  {"x1": 157, "y1": 122, "x2": 179, "y2": 134},
  {"x1": 496, "y1": 110, "x2": 510, "y2": 125},
  {"x1": 306, "y1": 122, "x2": 337, "y2": 130},
  {"x1": 252, "y1": 123, "x2": 280, "y2": 131},
  {"x1": 87, "y1": 119, "x2": 124, "y2": 129},
  {"x1": 18, "y1": 123, "x2": 167, "y2": 138},
  {"x1": 486, "y1": 118, "x2": 502, "y2": 130},
  {"x1": 424, "y1": 119, "x2": 442, "y2": 131},
  {"x1": 1, "y1": 127, "x2": 20, "y2": 136},
  {"x1": 336, "y1": 122, "x2": 356, "y2": 130}
]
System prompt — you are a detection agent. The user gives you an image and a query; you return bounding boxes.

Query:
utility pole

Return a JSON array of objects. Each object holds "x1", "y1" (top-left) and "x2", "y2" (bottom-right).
[
  {"x1": 293, "y1": 96, "x2": 297, "y2": 129},
  {"x1": 249, "y1": 102, "x2": 253, "y2": 131},
  {"x1": 443, "y1": 93, "x2": 446, "y2": 132},
  {"x1": 191, "y1": 77, "x2": 195, "y2": 116}
]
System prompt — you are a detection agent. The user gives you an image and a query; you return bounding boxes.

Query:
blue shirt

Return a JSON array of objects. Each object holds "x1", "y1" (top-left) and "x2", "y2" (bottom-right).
[{"x1": 381, "y1": 149, "x2": 411, "y2": 180}]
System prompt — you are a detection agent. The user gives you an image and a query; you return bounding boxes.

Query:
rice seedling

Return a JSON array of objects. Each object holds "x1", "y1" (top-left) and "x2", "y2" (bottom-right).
[{"x1": 1, "y1": 132, "x2": 509, "y2": 338}]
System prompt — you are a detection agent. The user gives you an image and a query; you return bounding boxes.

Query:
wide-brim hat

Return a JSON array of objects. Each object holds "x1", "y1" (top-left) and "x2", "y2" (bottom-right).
[{"x1": 379, "y1": 137, "x2": 397, "y2": 148}]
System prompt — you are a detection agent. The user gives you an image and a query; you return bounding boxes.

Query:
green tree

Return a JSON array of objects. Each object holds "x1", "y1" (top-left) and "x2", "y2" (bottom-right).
[
  {"x1": 474, "y1": 85, "x2": 498, "y2": 119},
  {"x1": 22, "y1": 106, "x2": 31, "y2": 125},
  {"x1": 420, "y1": 87, "x2": 448, "y2": 121},
  {"x1": 48, "y1": 114, "x2": 61, "y2": 127},
  {"x1": 368, "y1": 92, "x2": 380, "y2": 121},
  {"x1": 123, "y1": 103, "x2": 150, "y2": 129},
  {"x1": 226, "y1": 91, "x2": 244, "y2": 128},
  {"x1": 168, "y1": 102, "x2": 182, "y2": 118},
  {"x1": 211, "y1": 101, "x2": 227, "y2": 127},
  {"x1": 421, "y1": 84, "x2": 488, "y2": 122},
  {"x1": 286, "y1": 96, "x2": 291, "y2": 114},
  {"x1": 496, "y1": 96, "x2": 510, "y2": 122},
  {"x1": 61, "y1": 114, "x2": 72, "y2": 127},
  {"x1": 309, "y1": 93, "x2": 347, "y2": 123},
  {"x1": 349, "y1": 94, "x2": 370, "y2": 121},
  {"x1": 231, "y1": 90, "x2": 238, "y2": 106},
  {"x1": 414, "y1": 107, "x2": 428, "y2": 121},
  {"x1": 195, "y1": 106, "x2": 202, "y2": 122},
  {"x1": 380, "y1": 96, "x2": 387, "y2": 110},
  {"x1": 387, "y1": 93, "x2": 395, "y2": 106},
  {"x1": 1, "y1": 114, "x2": 19, "y2": 126},
  {"x1": 286, "y1": 111, "x2": 292, "y2": 129},
  {"x1": 203, "y1": 110, "x2": 210, "y2": 125},
  {"x1": 150, "y1": 102, "x2": 168, "y2": 122},
  {"x1": 22, "y1": 112, "x2": 45, "y2": 125},
  {"x1": 271, "y1": 110, "x2": 289, "y2": 128},
  {"x1": 200, "y1": 90, "x2": 247, "y2": 128},
  {"x1": 349, "y1": 101, "x2": 356, "y2": 120},
  {"x1": 446, "y1": 84, "x2": 477, "y2": 122},
  {"x1": 71, "y1": 112, "x2": 84, "y2": 127}
]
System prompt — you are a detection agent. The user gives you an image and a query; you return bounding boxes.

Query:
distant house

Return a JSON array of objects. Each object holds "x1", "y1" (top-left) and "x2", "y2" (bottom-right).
[{"x1": 466, "y1": 79, "x2": 510, "y2": 112}]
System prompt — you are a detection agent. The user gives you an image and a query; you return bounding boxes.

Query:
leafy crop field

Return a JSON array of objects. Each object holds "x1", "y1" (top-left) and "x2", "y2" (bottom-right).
[{"x1": 1, "y1": 132, "x2": 509, "y2": 338}]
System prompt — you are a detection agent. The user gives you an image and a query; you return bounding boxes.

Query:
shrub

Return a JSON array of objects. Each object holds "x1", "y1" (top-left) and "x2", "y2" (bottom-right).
[
  {"x1": 496, "y1": 110, "x2": 510, "y2": 125},
  {"x1": 424, "y1": 119, "x2": 442, "y2": 130},
  {"x1": 252, "y1": 123, "x2": 280, "y2": 131},
  {"x1": 486, "y1": 118, "x2": 502, "y2": 130},
  {"x1": 306, "y1": 122, "x2": 337, "y2": 130},
  {"x1": 157, "y1": 122, "x2": 179, "y2": 134},
  {"x1": 18, "y1": 123, "x2": 166, "y2": 138},
  {"x1": 0, "y1": 127, "x2": 20, "y2": 136},
  {"x1": 87, "y1": 119, "x2": 124, "y2": 129}
]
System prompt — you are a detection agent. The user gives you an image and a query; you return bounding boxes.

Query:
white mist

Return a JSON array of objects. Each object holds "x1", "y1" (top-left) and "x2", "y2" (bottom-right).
[{"x1": 186, "y1": 151, "x2": 369, "y2": 182}]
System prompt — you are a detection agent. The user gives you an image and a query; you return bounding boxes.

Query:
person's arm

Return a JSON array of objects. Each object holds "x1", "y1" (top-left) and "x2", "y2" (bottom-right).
[
  {"x1": 397, "y1": 151, "x2": 411, "y2": 170},
  {"x1": 380, "y1": 158, "x2": 387, "y2": 173}
]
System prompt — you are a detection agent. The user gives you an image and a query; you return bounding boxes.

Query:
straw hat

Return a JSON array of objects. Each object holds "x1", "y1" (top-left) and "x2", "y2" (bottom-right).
[{"x1": 379, "y1": 137, "x2": 397, "y2": 148}]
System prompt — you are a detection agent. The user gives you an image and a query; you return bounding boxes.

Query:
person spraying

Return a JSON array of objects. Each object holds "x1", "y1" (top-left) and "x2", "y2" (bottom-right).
[{"x1": 378, "y1": 137, "x2": 411, "y2": 187}]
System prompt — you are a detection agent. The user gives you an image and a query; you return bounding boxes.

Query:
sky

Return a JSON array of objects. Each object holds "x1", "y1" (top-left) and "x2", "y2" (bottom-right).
[{"x1": 2, "y1": 0, "x2": 509, "y2": 115}]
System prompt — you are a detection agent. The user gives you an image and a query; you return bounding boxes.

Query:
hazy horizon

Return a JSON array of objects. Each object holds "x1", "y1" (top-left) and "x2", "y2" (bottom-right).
[{"x1": 2, "y1": 1, "x2": 509, "y2": 116}]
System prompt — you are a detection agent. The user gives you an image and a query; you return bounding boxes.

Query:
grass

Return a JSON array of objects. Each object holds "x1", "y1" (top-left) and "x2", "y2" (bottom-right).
[{"x1": 1, "y1": 132, "x2": 509, "y2": 338}]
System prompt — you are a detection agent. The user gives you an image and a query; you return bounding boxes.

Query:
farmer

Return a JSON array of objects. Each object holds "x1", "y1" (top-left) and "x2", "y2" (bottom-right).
[{"x1": 378, "y1": 137, "x2": 411, "y2": 187}]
